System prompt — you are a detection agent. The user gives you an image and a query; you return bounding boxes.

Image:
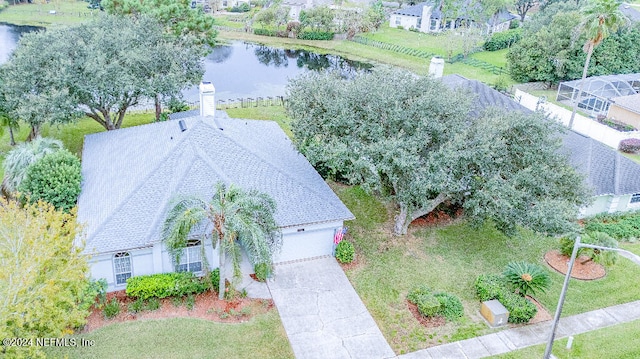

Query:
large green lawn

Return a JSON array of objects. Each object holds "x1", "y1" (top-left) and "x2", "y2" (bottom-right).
[
  {"x1": 492, "y1": 319, "x2": 640, "y2": 359},
  {"x1": 333, "y1": 185, "x2": 640, "y2": 355},
  {"x1": 45, "y1": 313, "x2": 294, "y2": 359},
  {"x1": 0, "y1": 0, "x2": 96, "y2": 27}
]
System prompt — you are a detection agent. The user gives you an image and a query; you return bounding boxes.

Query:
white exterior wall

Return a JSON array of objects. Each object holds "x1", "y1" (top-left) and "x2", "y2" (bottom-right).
[
  {"x1": 579, "y1": 194, "x2": 640, "y2": 218},
  {"x1": 91, "y1": 222, "x2": 343, "y2": 291},
  {"x1": 389, "y1": 15, "x2": 420, "y2": 30},
  {"x1": 275, "y1": 220, "x2": 344, "y2": 263}
]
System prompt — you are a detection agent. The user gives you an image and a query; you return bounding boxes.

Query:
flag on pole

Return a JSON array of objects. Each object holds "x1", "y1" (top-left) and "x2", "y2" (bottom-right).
[{"x1": 334, "y1": 227, "x2": 348, "y2": 245}]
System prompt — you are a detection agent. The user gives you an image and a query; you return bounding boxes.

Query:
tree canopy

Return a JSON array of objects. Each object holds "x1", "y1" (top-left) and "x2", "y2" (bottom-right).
[
  {"x1": 0, "y1": 14, "x2": 204, "y2": 132},
  {"x1": 0, "y1": 199, "x2": 89, "y2": 358},
  {"x1": 102, "y1": 0, "x2": 218, "y2": 47},
  {"x1": 19, "y1": 149, "x2": 82, "y2": 213},
  {"x1": 287, "y1": 68, "x2": 590, "y2": 235},
  {"x1": 507, "y1": 1, "x2": 638, "y2": 83},
  {"x1": 162, "y1": 182, "x2": 282, "y2": 299}
]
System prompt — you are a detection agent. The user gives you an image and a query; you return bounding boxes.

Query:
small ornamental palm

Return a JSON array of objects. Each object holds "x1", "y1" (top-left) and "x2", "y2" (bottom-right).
[{"x1": 503, "y1": 261, "x2": 551, "y2": 297}]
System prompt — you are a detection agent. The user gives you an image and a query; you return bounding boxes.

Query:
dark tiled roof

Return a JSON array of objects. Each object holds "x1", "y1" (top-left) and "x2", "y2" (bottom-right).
[
  {"x1": 441, "y1": 74, "x2": 640, "y2": 197},
  {"x1": 78, "y1": 111, "x2": 354, "y2": 254},
  {"x1": 392, "y1": 2, "x2": 431, "y2": 17}
]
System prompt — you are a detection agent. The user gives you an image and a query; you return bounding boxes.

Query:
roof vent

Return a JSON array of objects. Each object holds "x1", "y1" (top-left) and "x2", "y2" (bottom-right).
[{"x1": 179, "y1": 120, "x2": 187, "y2": 132}]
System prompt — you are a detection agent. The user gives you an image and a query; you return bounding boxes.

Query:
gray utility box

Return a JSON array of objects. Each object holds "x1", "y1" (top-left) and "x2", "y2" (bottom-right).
[{"x1": 480, "y1": 300, "x2": 509, "y2": 327}]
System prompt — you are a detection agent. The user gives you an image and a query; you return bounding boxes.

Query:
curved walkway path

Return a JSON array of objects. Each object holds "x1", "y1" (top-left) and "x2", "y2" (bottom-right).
[{"x1": 267, "y1": 256, "x2": 396, "y2": 359}]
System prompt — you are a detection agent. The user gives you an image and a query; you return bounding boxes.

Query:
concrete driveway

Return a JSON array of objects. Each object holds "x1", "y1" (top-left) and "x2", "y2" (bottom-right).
[{"x1": 268, "y1": 256, "x2": 396, "y2": 359}]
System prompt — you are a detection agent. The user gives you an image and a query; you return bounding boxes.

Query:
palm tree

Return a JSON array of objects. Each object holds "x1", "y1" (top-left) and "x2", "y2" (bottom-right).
[
  {"x1": 162, "y1": 182, "x2": 282, "y2": 300},
  {"x1": 568, "y1": 0, "x2": 627, "y2": 129},
  {"x1": 1, "y1": 137, "x2": 63, "y2": 197}
]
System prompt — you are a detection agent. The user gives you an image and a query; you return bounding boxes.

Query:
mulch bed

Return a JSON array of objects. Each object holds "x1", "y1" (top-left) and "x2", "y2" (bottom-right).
[
  {"x1": 544, "y1": 250, "x2": 606, "y2": 280},
  {"x1": 406, "y1": 300, "x2": 446, "y2": 328},
  {"x1": 412, "y1": 204, "x2": 464, "y2": 228},
  {"x1": 526, "y1": 296, "x2": 552, "y2": 324},
  {"x1": 81, "y1": 290, "x2": 274, "y2": 333}
]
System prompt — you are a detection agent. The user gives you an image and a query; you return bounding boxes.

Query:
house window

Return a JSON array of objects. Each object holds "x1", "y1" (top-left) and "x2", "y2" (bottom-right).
[
  {"x1": 113, "y1": 252, "x2": 132, "y2": 285},
  {"x1": 631, "y1": 193, "x2": 640, "y2": 204},
  {"x1": 395, "y1": 17, "x2": 401, "y2": 25},
  {"x1": 430, "y1": 19, "x2": 438, "y2": 31},
  {"x1": 176, "y1": 240, "x2": 203, "y2": 273}
]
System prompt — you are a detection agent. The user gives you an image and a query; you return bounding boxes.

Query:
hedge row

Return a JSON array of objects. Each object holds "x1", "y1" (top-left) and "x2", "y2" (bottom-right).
[
  {"x1": 583, "y1": 211, "x2": 640, "y2": 241},
  {"x1": 475, "y1": 274, "x2": 537, "y2": 324},
  {"x1": 126, "y1": 272, "x2": 209, "y2": 300},
  {"x1": 483, "y1": 28, "x2": 522, "y2": 51},
  {"x1": 298, "y1": 31, "x2": 334, "y2": 40}
]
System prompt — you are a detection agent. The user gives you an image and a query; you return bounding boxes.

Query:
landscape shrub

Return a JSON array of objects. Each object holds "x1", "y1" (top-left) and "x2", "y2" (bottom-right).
[
  {"x1": 474, "y1": 274, "x2": 506, "y2": 302},
  {"x1": 126, "y1": 272, "x2": 208, "y2": 300},
  {"x1": 475, "y1": 274, "x2": 537, "y2": 323},
  {"x1": 503, "y1": 261, "x2": 551, "y2": 297},
  {"x1": 79, "y1": 278, "x2": 108, "y2": 311},
  {"x1": 103, "y1": 298, "x2": 120, "y2": 319},
  {"x1": 167, "y1": 97, "x2": 190, "y2": 113},
  {"x1": 433, "y1": 292, "x2": 464, "y2": 321},
  {"x1": 19, "y1": 149, "x2": 82, "y2": 212},
  {"x1": 210, "y1": 268, "x2": 220, "y2": 292},
  {"x1": 253, "y1": 28, "x2": 276, "y2": 36},
  {"x1": 128, "y1": 298, "x2": 145, "y2": 313},
  {"x1": 298, "y1": 31, "x2": 334, "y2": 40},
  {"x1": 335, "y1": 240, "x2": 355, "y2": 263},
  {"x1": 483, "y1": 28, "x2": 522, "y2": 51},
  {"x1": 583, "y1": 211, "x2": 640, "y2": 241},
  {"x1": 498, "y1": 290, "x2": 537, "y2": 323},
  {"x1": 145, "y1": 297, "x2": 161, "y2": 311},
  {"x1": 407, "y1": 286, "x2": 440, "y2": 317},
  {"x1": 619, "y1": 138, "x2": 640, "y2": 153},
  {"x1": 230, "y1": 2, "x2": 250, "y2": 12},
  {"x1": 254, "y1": 263, "x2": 270, "y2": 282}
]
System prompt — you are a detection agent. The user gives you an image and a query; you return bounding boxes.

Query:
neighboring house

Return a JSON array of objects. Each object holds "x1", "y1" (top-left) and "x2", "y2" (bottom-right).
[
  {"x1": 440, "y1": 74, "x2": 640, "y2": 217},
  {"x1": 77, "y1": 82, "x2": 354, "y2": 292},
  {"x1": 389, "y1": 1, "x2": 516, "y2": 34},
  {"x1": 619, "y1": 3, "x2": 640, "y2": 23},
  {"x1": 608, "y1": 94, "x2": 640, "y2": 129}
]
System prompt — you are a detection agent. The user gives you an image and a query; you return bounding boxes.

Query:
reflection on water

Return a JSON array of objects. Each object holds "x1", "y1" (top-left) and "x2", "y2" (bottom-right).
[{"x1": 0, "y1": 23, "x2": 42, "y2": 64}]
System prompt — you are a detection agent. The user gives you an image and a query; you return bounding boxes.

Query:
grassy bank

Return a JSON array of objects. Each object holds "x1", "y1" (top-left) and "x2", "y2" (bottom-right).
[
  {"x1": 333, "y1": 185, "x2": 640, "y2": 354},
  {"x1": 217, "y1": 30, "x2": 511, "y2": 85},
  {"x1": 45, "y1": 313, "x2": 294, "y2": 359},
  {"x1": 0, "y1": 0, "x2": 96, "y2": 27}
]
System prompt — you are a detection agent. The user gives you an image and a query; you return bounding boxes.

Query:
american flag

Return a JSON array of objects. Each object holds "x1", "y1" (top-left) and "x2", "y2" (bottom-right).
[{"x1": 334, "y1": 227, "x2": 348, "y2": 245}]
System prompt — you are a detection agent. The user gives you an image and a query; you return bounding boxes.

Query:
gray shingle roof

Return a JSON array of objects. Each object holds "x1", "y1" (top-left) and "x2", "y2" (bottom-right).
[
  {"x1": 620, "y1": 3, "x2": 640, "y2": 23},
  {"x1": 611, "y1": 93, "x2": 640, "y2": 113},
  {"x1": 78, "y1": 111, "x2": 354, "y2": 254},
  {"x1": 441, "y1": 74, "x2": 640, "y2": 197},
  {"x1": 392, "y1": 2, "x2": 431, "y2": 17}
]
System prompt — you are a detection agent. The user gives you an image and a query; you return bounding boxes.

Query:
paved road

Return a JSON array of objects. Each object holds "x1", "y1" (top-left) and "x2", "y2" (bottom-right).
[{"x1": 268, "y1": 256, "x2": 396, "y2": 359}]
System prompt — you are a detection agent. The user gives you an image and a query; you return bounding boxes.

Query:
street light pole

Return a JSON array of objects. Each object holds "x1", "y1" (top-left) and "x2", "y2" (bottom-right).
[{"x1": 543, "y1": 236, "x2": 640, "y2": 359}]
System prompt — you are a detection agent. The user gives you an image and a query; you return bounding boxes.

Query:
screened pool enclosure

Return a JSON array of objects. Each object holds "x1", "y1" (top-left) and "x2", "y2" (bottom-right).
[{"x1": 556, "y1": 73, "x2": 640, "y2": 116}]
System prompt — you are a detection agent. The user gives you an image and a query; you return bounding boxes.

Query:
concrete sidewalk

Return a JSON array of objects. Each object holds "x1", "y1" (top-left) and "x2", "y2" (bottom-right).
[
  {"x1": 399, "y1": 300, "x2": 640, "y2": 359},
  {"x1": 268, "y1": 256, "x2": 396, "y2": 359}
]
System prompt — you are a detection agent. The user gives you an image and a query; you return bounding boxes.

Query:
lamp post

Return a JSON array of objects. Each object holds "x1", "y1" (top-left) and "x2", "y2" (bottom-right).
[{"x1": 543, "y1": 236, "x2": 640, "y2": 359}]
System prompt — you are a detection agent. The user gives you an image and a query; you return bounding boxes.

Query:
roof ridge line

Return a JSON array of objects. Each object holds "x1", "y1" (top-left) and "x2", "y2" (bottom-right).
[
  {"x1": 85, "y1": 127, "x2": 193, "y2": 245},
  {"x1": 210, "y1": 118, "x2": 347, "y2": 211}
]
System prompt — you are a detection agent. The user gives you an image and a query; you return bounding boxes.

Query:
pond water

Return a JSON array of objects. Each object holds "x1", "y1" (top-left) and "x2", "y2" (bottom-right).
[{"x1": 0, "y1": 23, "x2": 371, "y2": 102}]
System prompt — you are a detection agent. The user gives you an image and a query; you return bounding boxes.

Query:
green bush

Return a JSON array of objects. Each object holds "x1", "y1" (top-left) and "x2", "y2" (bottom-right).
[
  {"x1": 79, "y1": 278, "x2": 108, "y2": 311},
  {"x1": 254, "y1": 28, "x2": 276, "y2": 36},
  {"x1": 210, "y1": 268, "x2": 220, "y2": 292},
  {"x1": 19, "y1": 149, "x2": 82, "y2": 212},
  {"x1": 483, "y1": 28, "x2": 522, "y2": 51},
  {"x1": 475, "y1": 274, "x2": 506, "y2": 302},
  {"x1": 230, "y1": 2, "x2": 250, "y2": 12},
  {"x1": 433, "y1": 292, "x2": 464, "y2": 321},
  {"x1": 559, "y1": 232, "x2": 619, "y2": 266},
  {"x1": 335, "y1": 240, "x2": 355, "y2": 263},
  {"x1": 503, "y1": 261, "x2": 551, "y2": 297},
  {"x1": 126, "y1": 272, "x2": 208, "y2": 300},
  {"x1": 145, "y1": 297, "x2": 161, "y2": 311},
  {"x1": 254, "y1": 263, "x2": 270, "y2": 282},
  {"x1": 407, "y1": 286, "x2": 441, "y2": 317},
  {"x1": 583, "y1": 211, "x2": 640, "y2": 241},
  {"x1": 475, "y1": 274, "x2": 537, "y2": 323},
  {"x1": 499, "y1": 290, "x2": 537, "y2": 323},
  {"x1": 128, "y1": 298, "x2": 145, "y2": 313},
  {"x1": 103, "y1": 298, "x2": 120, "y2": 319},
  {"x1": 167, "y1": 97, "x2": 190, "y2": 113},
  {"x1": 298, "y1": 31, "x2": 334, "y2": 40}
]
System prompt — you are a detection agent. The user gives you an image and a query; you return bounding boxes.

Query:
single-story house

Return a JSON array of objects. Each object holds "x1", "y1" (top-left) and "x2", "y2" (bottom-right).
[
  {"x1": 77, "y1": 82, "x2": 354, "y2": 292},
  {"x1": 608, "y1": 93, "x2": 640, "y2": 129},
  {"x1": 440, "y1": 74, "x2": 640, "y2": 217},
  {"x1": 389, "y1": 1, "x2": 516, "y2": 34}
]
